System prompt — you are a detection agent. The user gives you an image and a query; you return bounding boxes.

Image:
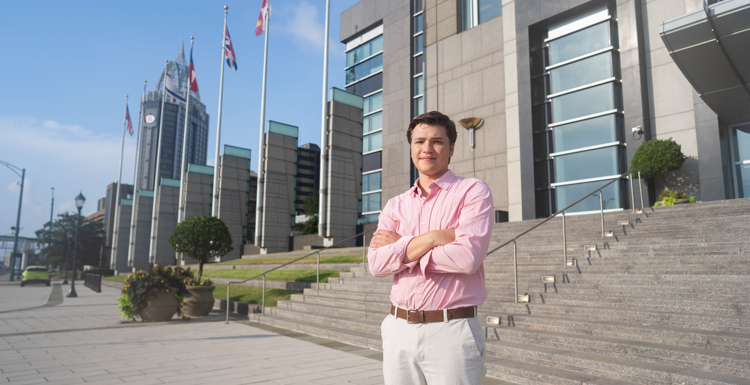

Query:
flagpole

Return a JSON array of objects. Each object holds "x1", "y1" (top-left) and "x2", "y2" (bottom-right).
[
  {"x1": 111, "y1": 94, "x2": 129, "y2": 271},
  {"x1": 148, "y1": 60, "x2": 169, "y2": 265},
  {"x1": 212, "y1": 6, "x2": 229, "y2": 217},
  {"x1": 127, "y1": 80, "x2": 147, "y2": 268},
  {"x1": 178, "y1": 37, "x2": 194, "y2": 226},
  {"x1": 318, "y1": 0, "x2": 331, "y2": 238},
  {"x1": 254, "y1": 14, "x2": 270, "y2": 248}
]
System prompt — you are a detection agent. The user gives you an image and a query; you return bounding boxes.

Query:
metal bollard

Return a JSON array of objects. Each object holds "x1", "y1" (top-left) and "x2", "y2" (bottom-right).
[
  {"x1": 262, "y1": 275, "x2": 266, "y2": 315},
  {"x1": 629, "y1": 174, "x2": 635, "y2": 213},
  {"x1": 225, "y1": 282, "x2": 230, "y2": 324},
  {"x1": 562, "y1": 212, "x2": 567, "y2": 266},
  {"x1": 599, "y1": 191, "x2": 604, "y2": 238},
  {"x1": 638, "y1": 171, "x2": 645, "y2": 210},
  {"x1": 513, "y1": 240, "x2": 518, "y2": 304}
]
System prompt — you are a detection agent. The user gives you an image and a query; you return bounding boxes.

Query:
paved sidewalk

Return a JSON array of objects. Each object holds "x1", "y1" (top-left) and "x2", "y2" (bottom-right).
[{"x1": 1, "y1": 283, "x2": 384, "y2": 384}]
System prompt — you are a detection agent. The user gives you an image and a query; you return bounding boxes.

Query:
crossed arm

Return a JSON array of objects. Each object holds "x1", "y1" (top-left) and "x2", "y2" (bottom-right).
[{"x1": 370, "y1": 229, "x2": 455, "y2": 263}]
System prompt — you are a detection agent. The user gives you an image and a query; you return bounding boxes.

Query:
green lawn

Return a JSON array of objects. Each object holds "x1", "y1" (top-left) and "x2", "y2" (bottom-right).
[
  {"x1": 104, "y1": 276, "x2": 127, "y2": 283},
  {"x1": 208, "y1": 253, "x2": 367, "y2": 266},
  {"x1": 212, "y1": 284, "x2": 298, "y2": 307},
  {"x1": 201, "y1": 269, "x2": 340, "y2": 283}
]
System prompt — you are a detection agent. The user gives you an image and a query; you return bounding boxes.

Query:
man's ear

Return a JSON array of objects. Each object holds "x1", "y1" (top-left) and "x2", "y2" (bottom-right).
[{"x1": 449, "y1": 143, "x2": 455, "y2": 158}]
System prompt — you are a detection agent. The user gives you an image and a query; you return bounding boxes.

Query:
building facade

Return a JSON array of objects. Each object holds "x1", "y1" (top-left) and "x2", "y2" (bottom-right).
[
  {"x1": 295, "y1": 143, "x2": 321, "y2": 214},
  {"x1": 341, "y1": 0, "x2": 745, "y2": 222}
]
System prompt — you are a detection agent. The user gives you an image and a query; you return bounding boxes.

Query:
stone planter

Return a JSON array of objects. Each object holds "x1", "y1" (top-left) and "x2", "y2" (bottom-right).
[
  {"x1": 182, "y1": 285, "x2": 216, "y2": 317},
  {"x1": 138, "y1": 289, "x2": 178, "y2": 322},
  {"x1": 656, "y1": 198, "x2": 690, "y2": 206}
]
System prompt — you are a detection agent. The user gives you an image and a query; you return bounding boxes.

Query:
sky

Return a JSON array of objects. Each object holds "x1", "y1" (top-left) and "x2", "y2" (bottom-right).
[{"x1": 0, "y1": 0, "x2": 361, "y2": 242}]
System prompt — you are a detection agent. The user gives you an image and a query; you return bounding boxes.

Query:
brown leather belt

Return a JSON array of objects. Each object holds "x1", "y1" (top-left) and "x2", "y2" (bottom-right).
[{"x1": 390, "y1": 305, "x2": 476, "y2": 324}]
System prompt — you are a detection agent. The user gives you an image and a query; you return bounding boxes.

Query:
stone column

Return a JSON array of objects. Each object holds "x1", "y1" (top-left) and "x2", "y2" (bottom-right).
[
  {"x1": 128, "y1": 191, "x2": 153, "y2": 271},
  {"x1": 180, "y1": 164, "x2": 214, "y2": 264},
  {"x1": 259, "y1": 122, "x2": 298, "y2": 253},
  {"x1": 111, "y1": 200, "x2": 132, "y2": 274},
  {"x1": 216, "y1": 145, "x2": 253, "y2": 261},
  {"x1": 152, "y1": 179, "x2": 180, "y2": 267},
  {"x1": 324, "y1": 95, "x2": 363, "y2": 247}
]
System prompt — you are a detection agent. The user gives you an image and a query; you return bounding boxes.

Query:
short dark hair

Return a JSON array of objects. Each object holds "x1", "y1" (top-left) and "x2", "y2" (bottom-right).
[{"x1": 407, "y1": 111, "x2": 457, "y2": 144}]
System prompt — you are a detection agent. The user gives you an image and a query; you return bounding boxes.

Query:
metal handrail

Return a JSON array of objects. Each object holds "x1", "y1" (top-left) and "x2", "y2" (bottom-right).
[
  {"x1": 225, "y1": 228, "x2": 376, "y2": 322},
  {"x1": 486, "y1": 168, "x2": 644, "y2": 303}
]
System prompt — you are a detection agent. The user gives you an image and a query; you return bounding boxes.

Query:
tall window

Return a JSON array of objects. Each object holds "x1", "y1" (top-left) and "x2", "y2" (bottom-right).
[
  {"x1": 410, "y1": 0, "x2": 425, "y2": 184},
  {"x1": 462, "y1": 0, "x2": 502, "y2": 31},
  {"x1": 345, "y1": 26, "x2": 384, "y2": 225},
  {"x1": 531, "y1": 5, "x2": 626, "y2": 216}
]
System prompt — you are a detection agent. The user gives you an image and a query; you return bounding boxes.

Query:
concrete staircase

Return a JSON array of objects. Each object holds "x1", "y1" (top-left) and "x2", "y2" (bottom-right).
[{"x1": 250, "y1": 198, "x2": 750, "y2": 384}]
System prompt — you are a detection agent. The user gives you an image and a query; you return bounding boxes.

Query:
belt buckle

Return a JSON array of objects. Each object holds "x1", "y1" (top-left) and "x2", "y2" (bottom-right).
[{"x1": 406, "y1": 309, "x2": 423, "y2": 324}]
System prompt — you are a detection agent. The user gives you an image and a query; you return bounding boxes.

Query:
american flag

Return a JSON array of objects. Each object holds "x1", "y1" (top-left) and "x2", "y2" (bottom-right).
[
  {"x1": 189, "y1": 46, "x2": 199, "y2": 93},
  {"x1": 224, "y1": 26, "x2": 238, "y2": 71},
  {"x1": 125, "y1": 105, "x2": 134, "y2": 136}
]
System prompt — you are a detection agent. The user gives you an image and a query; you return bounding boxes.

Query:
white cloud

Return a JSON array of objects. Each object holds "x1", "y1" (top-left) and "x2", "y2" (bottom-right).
[
  {"x1": 279, "y1": 1, "x2": 325, "y2": 51},
  {"x1": 0, "y1": 116, "x2": 136, "y2": 238}
]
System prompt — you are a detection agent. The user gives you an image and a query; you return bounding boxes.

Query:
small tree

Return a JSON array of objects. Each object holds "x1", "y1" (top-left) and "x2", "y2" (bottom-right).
[
  {"x1": 168, "y1": 216, "x2": 233, "y2": 282},
  {"x1": 630, "y1": 138, "x2": 687, "y2": 191}
]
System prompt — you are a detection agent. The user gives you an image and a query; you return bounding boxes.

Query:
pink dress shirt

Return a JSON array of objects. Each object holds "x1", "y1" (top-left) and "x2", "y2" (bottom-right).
[{"x1": 368, "y1": 170, "x2": 494, "y2": 311}]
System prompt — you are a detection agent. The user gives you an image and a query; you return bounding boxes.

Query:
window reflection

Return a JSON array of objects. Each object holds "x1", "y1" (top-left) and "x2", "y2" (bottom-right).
[
  {"x1": 347, "y1": 36, "x2": 383, "y2": 67},
  {"x1": 551, "y1": 82, "x2": 614, "y2": 123},
  {"x1": 549, "y1": 52, "x2": 612, "y2": 94},
  {"x1": 548, "y1": 22, "x2": 610, "y2": 65},
  {"x1": 553, "y1": 114, "x2": 617, "y2": 153},
  {"x1": 363, "y1": 131, "x2": 383, "y2": 153},
  {"x1": 363, "y1": 172, "x2": 382, "y2": 192},
  {"x1": 556, "y1": 180, "x2": 621, "y2": 213},
  {"x1": 363, "y1": 112, "x2": 383, "y2": 134},
  {"x1": 364, "y1": 92, "x2": 383, "y2": 114},
  {"x1": 554, "y1": 146, "x2": 619, "y2": 183},
  {"x1": 346, "y1": 54, "x2": 383, "y2": 85}
]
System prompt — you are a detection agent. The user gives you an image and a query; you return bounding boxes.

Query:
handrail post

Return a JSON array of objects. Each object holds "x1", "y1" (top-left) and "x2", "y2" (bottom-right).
[
  {"x1": 629, "y1": 173, "x2": 635, "y2": 213},
  {"x1": 362, "y1": 233, "x2": 366, "y2": 271},
  {"x1": 513, "y1": 240, "x2": 518, "y2": 304},
  {"x1": 562, "y1": 212, "x2": 567, "y2": 266},
  {"x1": 638, "y1": 171, "x2": 644, "y2": 210},
  {"x1": 225, "y1": 282, "x2": 230, "y2": 324},
  {"x1": 599, "y1": 190, "x2": 604, "y2": 238},
  {"x1": 262, "y1": 275, "x2": 266, "y2": 315},
  {"x1": 316, "y1": 252, "x2": 320, "y2": 295}
]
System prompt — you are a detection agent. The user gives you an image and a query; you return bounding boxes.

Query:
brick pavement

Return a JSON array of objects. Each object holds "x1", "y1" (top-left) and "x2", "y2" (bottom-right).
[{"x1": 1, "y1": 283, "x2": 509, "y2": 384}]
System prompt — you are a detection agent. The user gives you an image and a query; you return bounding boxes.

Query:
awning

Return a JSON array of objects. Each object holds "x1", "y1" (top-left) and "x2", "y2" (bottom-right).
[{"x1": 660, "y1": 0, "x2": 750, "y2": 124}]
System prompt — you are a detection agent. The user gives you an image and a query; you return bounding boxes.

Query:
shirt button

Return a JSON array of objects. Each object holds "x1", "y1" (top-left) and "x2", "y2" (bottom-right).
[
  {"x1": 417, "y1": 291, "x2": 421, "y2": 294},
  {"x1": 421, "y1": 222, "x2": 425, "y2": 225}
]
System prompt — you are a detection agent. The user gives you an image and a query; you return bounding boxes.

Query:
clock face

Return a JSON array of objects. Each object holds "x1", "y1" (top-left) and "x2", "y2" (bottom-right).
[{"x1": 145, "y1": 115, "x2": 156, "y2": 123}]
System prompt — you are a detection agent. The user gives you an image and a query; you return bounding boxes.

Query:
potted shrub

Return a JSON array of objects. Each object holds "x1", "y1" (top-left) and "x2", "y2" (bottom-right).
[
  {"x1": 169, "y1": 215, "x2": 233, "y2": 317},
  {"x1": 116, "y1": 265, "x2": 188, "y2": 322},
  {"x1": 653, "y1": 189, "x2": 696, "y2": 207},
  {"x1": 630, "y1": 138, "x2": 688, "y2": 198}
]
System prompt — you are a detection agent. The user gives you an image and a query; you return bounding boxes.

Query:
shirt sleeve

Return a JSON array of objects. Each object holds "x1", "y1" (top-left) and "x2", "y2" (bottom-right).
[
  {"x1": 367, "y1": 199, "x2": 419, "y2": 278},
  {"x1": 419, "y1": 182, "x2": 493, "y2": 275}
]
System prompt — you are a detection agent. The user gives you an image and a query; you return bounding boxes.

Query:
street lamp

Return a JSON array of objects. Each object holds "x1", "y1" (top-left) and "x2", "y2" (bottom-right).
[
  {"x1": 67, "y1": 192, "x2": 86, "y2": 298},
  {"x1": 63, "y1": 230, "x2": 72, "y2": 285},
  {"x1": 0, "y1": 160, "x2": 25, "y2": 282}
]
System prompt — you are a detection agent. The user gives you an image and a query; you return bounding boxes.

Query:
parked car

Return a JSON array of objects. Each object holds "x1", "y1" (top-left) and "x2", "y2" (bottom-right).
[{"x1": 21, "y1": 266, "x2": 50, "y2": 287}]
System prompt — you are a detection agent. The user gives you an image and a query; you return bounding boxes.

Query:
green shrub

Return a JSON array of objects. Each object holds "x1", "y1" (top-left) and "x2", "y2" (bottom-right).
[
  {"x1": 689, "y1": 196, "x2": 696, "y2": 203},
  {"x1": 169, "y1": 216, "x2": 233, "y2": 282},
  {"x1": 630, "y1": 138, "x2": 687, "y2": 190},
  {"x1": 662, "y1": 197, "x2": 678, "y2": 206}
]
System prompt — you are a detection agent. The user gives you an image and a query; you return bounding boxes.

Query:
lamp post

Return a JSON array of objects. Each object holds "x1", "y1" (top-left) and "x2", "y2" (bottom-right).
[
  {"x1": 0, "y1": 160, "x2": 25, "y2": 282},
  {"x1": 63, "y1": 230, "x2": 71, "y2": 285},
  {"x1": 67, "y1": 192, "x2": 86, "y2": 298}
]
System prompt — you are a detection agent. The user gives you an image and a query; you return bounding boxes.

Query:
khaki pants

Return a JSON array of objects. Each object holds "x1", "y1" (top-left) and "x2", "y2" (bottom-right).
[{"x1": 381, "y1": 313, "x2": 486, "y2": 385}]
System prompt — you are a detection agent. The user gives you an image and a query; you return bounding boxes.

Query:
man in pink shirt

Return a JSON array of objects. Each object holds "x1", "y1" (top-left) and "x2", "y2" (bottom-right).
[{"x1": 368, "y1": 111, "x2": 494, "y2": 385}]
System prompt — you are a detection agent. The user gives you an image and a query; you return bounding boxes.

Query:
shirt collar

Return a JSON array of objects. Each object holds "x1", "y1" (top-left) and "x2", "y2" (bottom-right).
[{"x1": 410, "y1": 169, "x2": 457, "y2": 196}]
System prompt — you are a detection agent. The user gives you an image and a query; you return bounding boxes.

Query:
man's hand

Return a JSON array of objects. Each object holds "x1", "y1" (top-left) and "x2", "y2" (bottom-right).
[
  {"x1": 404, "y1": 229, "x2": 455, "y2": 263},
  {"x1": 370, "y1": 230, "x2": 402, "y2": 249}
]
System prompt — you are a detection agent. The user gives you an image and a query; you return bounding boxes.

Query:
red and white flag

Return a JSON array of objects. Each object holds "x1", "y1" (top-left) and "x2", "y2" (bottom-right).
[
  {"x1": 125, "y1": 105, "x2": 134, "y2": 136},
  {"x1": 189, "y1": 46, "x2": 199, "y2": 93},
  {"x1": 255, "y1": 0, "x2": 271, "y2": 36}
]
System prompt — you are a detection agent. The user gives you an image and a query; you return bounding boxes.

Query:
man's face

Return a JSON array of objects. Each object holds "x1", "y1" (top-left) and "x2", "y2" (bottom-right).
[{"x1": 410, "y1": 123, "x2": 454, "y2": 180}]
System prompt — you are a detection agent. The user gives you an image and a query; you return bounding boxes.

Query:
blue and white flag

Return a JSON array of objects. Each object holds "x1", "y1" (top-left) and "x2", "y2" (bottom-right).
[{"x1": 165, "y1": 72, "x2": 186, "y2": 103}]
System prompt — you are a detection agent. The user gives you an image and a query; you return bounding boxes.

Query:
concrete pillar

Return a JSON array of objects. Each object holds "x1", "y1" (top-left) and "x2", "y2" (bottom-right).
[
  {"x1": 179, "y1": 164, "x2": 214, "y2": 264},
  {"x1": 152, "y1": 179, "x2": 179, "y2": 267},
  {"x1": 111, "y1": 200, "x2": 132, "y2": 274},
  {"x1": 324, "y1": 98, "x2": 363, "y2": 247},
  {"x1": 217, "y1": 145, "x2": 253, "y2": 262},
  {"x1": 259, "y1": 122, "x2": 298, "y2": 254},
  {"x1": 128, "y1": 191, "x2": 153, "y2": 271}
]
